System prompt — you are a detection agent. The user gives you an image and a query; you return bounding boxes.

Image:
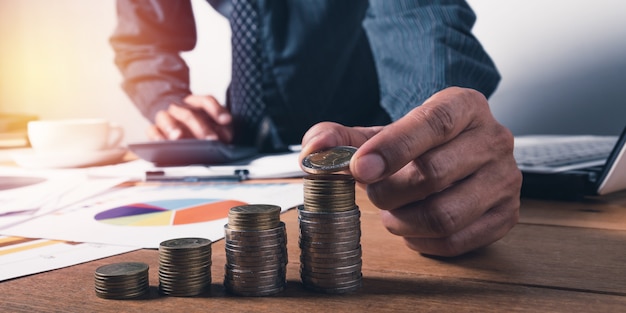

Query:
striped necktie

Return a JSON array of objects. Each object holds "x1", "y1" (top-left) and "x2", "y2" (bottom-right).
[{"x1": 229, "y1": 0, "x2": 264, "y2": 146}]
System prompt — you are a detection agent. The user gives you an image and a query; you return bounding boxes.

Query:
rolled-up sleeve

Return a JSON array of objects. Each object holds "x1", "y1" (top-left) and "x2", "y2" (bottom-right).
[
  {"x1": 363, "y1": 0, "x2": 500, "y2": 121},
  {"x1": 110, "y1": 0, "x2": 197, "y2": 121}
]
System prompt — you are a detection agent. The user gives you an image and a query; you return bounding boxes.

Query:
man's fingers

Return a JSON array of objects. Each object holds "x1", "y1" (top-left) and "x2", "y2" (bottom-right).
[
  {"x1": 154, "y1": 110, "x2": 184, "y2": 140},
  {"x1": 399, "y1": 199, "x2": 520, "y2": 257},
  {"x1": 146, "y1": 125, "x2": 166, "y2": 141},
  {"x1": 351, "y1": 87, "x2": 489, "y2": 184},
  {"x1": 183, "y1": 95, "x2": 233, "y2": 142},
  {"x1": 378, "y1": 156, "x2": 520, "y2": 237},
  {"x1": 167, "y1": 104, "x2": 218, "y2": 140},
  {"x1": 364, "y1": 124, "x2": 514, "y2": 211},
  {"x1": 184, "y1": 95, "x2": 232, "y2": 125},
  {"x1": 300, "y1": 122, "x2": 383, "y2": 164}
]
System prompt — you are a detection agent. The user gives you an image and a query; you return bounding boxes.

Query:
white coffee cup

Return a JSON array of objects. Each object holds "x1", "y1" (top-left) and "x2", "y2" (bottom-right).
[{"x1": 27, "y1": 118, "x2": 124, "y2": 153}]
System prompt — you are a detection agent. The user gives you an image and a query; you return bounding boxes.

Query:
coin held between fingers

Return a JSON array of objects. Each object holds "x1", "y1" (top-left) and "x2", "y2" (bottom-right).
[{"x1": 302, "y1": 146, "x2": 357, "y2": 174}]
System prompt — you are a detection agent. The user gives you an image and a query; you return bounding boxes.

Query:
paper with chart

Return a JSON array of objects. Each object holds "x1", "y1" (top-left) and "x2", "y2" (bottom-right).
[
  {"x1": 0, "y1": 235, "x2": 137, "y2": 281},
  {"x1": 0, "y1": 166, "x2": 128, "y2": 229},
  {"x1": 1, "y1": 182, "x2": 304, "y2": 249}
]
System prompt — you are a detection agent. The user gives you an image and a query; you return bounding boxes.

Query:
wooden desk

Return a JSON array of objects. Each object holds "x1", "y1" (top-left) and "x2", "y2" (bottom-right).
[{"x1": 2, "y1": 183, "x2": 626, "y2": 312}]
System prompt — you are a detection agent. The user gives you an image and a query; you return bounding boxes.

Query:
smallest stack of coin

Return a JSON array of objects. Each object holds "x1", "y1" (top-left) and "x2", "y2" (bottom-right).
[
  {"x1": 94, "y1": 262, "x2": 149, "y2": 300},
  {"x1": 158, "y1": 237, "x2": 212, "y2": 297},
  {"x1": 224, "y1": 204, "x2": 287, "y2": 296}
]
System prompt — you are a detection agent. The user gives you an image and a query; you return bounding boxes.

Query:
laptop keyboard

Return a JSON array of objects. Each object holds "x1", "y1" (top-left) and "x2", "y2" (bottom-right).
[{"x1": 514, "y1": 137, "x2": 616, "y2": 167}]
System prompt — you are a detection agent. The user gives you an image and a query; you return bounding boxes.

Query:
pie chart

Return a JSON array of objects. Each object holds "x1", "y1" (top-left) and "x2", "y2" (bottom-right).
[{"x1": 94, "y1": 198, "x2": 247, "y2": 226}]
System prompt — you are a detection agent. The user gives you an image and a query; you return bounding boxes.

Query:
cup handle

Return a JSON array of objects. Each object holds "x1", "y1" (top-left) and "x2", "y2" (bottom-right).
[{"x1": 107, "y1": 123, "x2": 125, "y2": 149}]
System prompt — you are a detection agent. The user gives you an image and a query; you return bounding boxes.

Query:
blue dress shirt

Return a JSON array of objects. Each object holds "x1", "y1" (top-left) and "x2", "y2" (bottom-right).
[{"x1": 110, "y1": 0, "x2": 500, "y2": 145}]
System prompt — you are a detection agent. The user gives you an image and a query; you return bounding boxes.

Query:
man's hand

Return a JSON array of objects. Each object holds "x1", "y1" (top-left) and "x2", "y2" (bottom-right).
[
  {"x1": 300, "y1": 87, "x2": 522, "y2": 257},
  {"x1": 148, "y1": 95, "x2": 234, "y2": 142}
]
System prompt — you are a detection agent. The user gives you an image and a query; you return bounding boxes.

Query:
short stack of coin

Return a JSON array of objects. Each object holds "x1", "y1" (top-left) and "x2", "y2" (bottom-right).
[
  {"x1": 94, "y1": 262, "x2": 149, "y2": 299},
  {"x1": 158, "y1": 237, "x2": 212, "y2": 297},
  {"x1": 224, "y1": 204, "x2": 287, "y2": 296},
  {"x1": 300, "y1": 146, "x2": 362, "y2": 294}
]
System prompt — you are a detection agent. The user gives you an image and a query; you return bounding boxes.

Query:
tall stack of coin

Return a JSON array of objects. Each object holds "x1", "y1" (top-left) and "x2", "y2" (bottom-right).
[
  {"x1": 158, "y1": 237, "x2": 212, "y2": 297},
  {"x1": 224, "y1": 204, "x2": 287, "y2": 296},
  {"x1": 94, "y1": 262, "x2": 149, "y2": 299},
  {"x1": 300, "y1": 146, "x2": 362, "y2": 294}
]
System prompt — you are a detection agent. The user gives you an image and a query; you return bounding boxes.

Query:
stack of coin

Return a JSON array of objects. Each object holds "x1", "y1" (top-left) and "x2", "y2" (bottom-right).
[
  {"x1": 303, "y1": 174, "x2": 356, "y2": 212},
  {"x1": 300, "y1": 146, "x2": 362, "y2": 294},
  {"x1": 158, "y1": 237, "x2": 212, "y2": 297},
  {"x1": 224, "y1": 204, "x2": 287, "y2": 296},
  {"x1": 94, "y1": 262, "x2": 149, "y2": 299}
]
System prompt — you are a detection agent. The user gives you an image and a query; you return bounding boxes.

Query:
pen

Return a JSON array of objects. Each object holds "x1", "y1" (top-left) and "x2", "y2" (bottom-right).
[{"x1": 144, "y1": 170, "x2": 248, "y2": 182}]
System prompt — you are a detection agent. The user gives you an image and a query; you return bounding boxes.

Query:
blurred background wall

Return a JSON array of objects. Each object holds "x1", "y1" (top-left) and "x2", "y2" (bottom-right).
[
  {"x1": 470, "y1": 0, "x2": 626, "y2": 136},
  {"x1": 0, "y1": 0, "x2": 231, "y2": 144},
  {"x1": 1, "y1": 0, "x2": 625, "y2": 144}
]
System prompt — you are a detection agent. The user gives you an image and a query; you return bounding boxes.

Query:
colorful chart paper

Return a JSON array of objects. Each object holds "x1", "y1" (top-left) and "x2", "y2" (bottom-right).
[
  {"x1": 94, "y1": 199, "x2": 247, "y2": 226},
  {"x1": 1, "y1": 183, "x2": 304, "y2": 248},
  {"x1": 0, "y1": 235, "x2": 136, "y2": 282}
]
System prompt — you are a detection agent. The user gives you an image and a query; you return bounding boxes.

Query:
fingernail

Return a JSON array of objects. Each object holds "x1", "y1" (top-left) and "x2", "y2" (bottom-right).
[
  {"x1": 168, "y1": 128, "x2": 182, "y2": 140},
  {"x1": 301, "y1": 135, "x2": 319, "y2": 152},
  {"x1": 218, "y1": 113, "x2": 231, "y2": 124},
  {"x1": 204, "y1": 134, "x2": 218, "y2": 140},
  {"x1": 355, "y1": 153, "x2": 385, "y2": 183}
]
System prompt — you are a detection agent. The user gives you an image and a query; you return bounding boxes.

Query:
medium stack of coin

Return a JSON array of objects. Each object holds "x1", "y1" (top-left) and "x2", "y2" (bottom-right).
[
  {"x1": 300, "y1": 146, "x2": 362, "y2": 294},
  {"x1": 158, "y1": 237, "x2": 212, "y2": 297},
  {"x1": 94, "y1": 262, "x2": 149, "y2": 299},
  {"x1": 224, "y1": 204, "x2": 287, "y2": 296}
]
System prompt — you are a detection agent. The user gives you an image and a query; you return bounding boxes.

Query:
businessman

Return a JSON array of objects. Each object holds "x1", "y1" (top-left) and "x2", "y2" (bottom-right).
[{"x1": 110, "y1": 0, "x2": 522, "y2": 256}]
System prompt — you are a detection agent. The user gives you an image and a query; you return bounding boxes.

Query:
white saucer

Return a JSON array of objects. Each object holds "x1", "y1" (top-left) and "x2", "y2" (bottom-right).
[{"x1": 12, "y1": 148, "x2": 127, "y2": 169}]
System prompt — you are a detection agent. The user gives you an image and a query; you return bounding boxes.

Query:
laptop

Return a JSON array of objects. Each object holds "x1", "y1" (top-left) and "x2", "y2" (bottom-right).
[
  {"x1": 514, "y1": 126, "x2": 626, "y2": 199},
  {"x1": 128, "y1": 139, "x2": 258, "y2": 166}
]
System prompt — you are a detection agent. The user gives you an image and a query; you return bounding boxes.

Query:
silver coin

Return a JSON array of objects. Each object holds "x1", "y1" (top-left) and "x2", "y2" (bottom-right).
[
  {"x1": 226, "y1": 252, "x2": 287, "y2": 262},
  {"x1": 299, "y1": 247, "x2": 362, "y2": 259},
  {"x1": 224, "y1": 271, "x2": 286, "y2": 282},
  {"x1": 94, "y1": 284, "x2": 149, "y2": 295},
  {"x1": 224, "y1": 278, "x2": 285, "y2": 290},
  {"x1": 95, "y1": 262, "x2": 149, "y2": 278},
  {"x1": 299, "y1": 225, "x2": 361, "y2": 234},
  {"x1": 94, "y1": 278, "x2": 149, "y2": 290},
  {"x1": 302, "y1": 146, "x2": 357, "y2": 174},
  {"x1": 225, "y1": 262, "x2": 287, "y2": 271},
  {"x1": 302, "y1": 282, "x2": 362, "y2": 294},
  {"x1": 301, "y1": 277, "x2": 362, "y2": 290},
  {"x1": 299, "y1": 238, "x2": 360, "y2": 248},
  {"x1": 96, "y1": 288, "x2": 149, "y2": 300},
  {"x1": 225, "y1": 280, "x2": 286, "y2": 291},
  {"x1": 300, "y1": 230, "x2": 360, "y2": 239},
  {"x1": 298, "y1": 206, "x2": 360, "y2": 217},
  {"x1": 159, "y1": 282, "x2": 210, "y2": 296},
  {"x1": 224, "y1": 283, "x2": 286, "y2": 297},
  {"x1": 94, "y1": 262, "x2": 149, "y2": 300},
  {"x1": 302, "y1": 273, "x2": 362, "y2": 285},
  {"x1": 300, "y1": 257, "x2": 362, "y2": 269},
  {"x1": 225, "y1": 247, "x2": 287, "y2": 257},
  {"x1": 229, "y1": 204, "x2": 281, "y2": 216},
  {"x1": 159, "y1": 237, "x2": 212, "y2": 250},
  {"x1": 303, "y1": 173, "x2": 355, "y2": 183},
  {"x1": 302, "y1": 268, "x2": 362, "y2": 279},
  {"x1": 226, "y1": 234, "x2": 286, "y2": 244},
  {"x1": 301, "y1": 261, "x2": 362, "y2": 273},
  {"x1": 158, "y1": 264, "x2": 211, "y2": 274}
]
